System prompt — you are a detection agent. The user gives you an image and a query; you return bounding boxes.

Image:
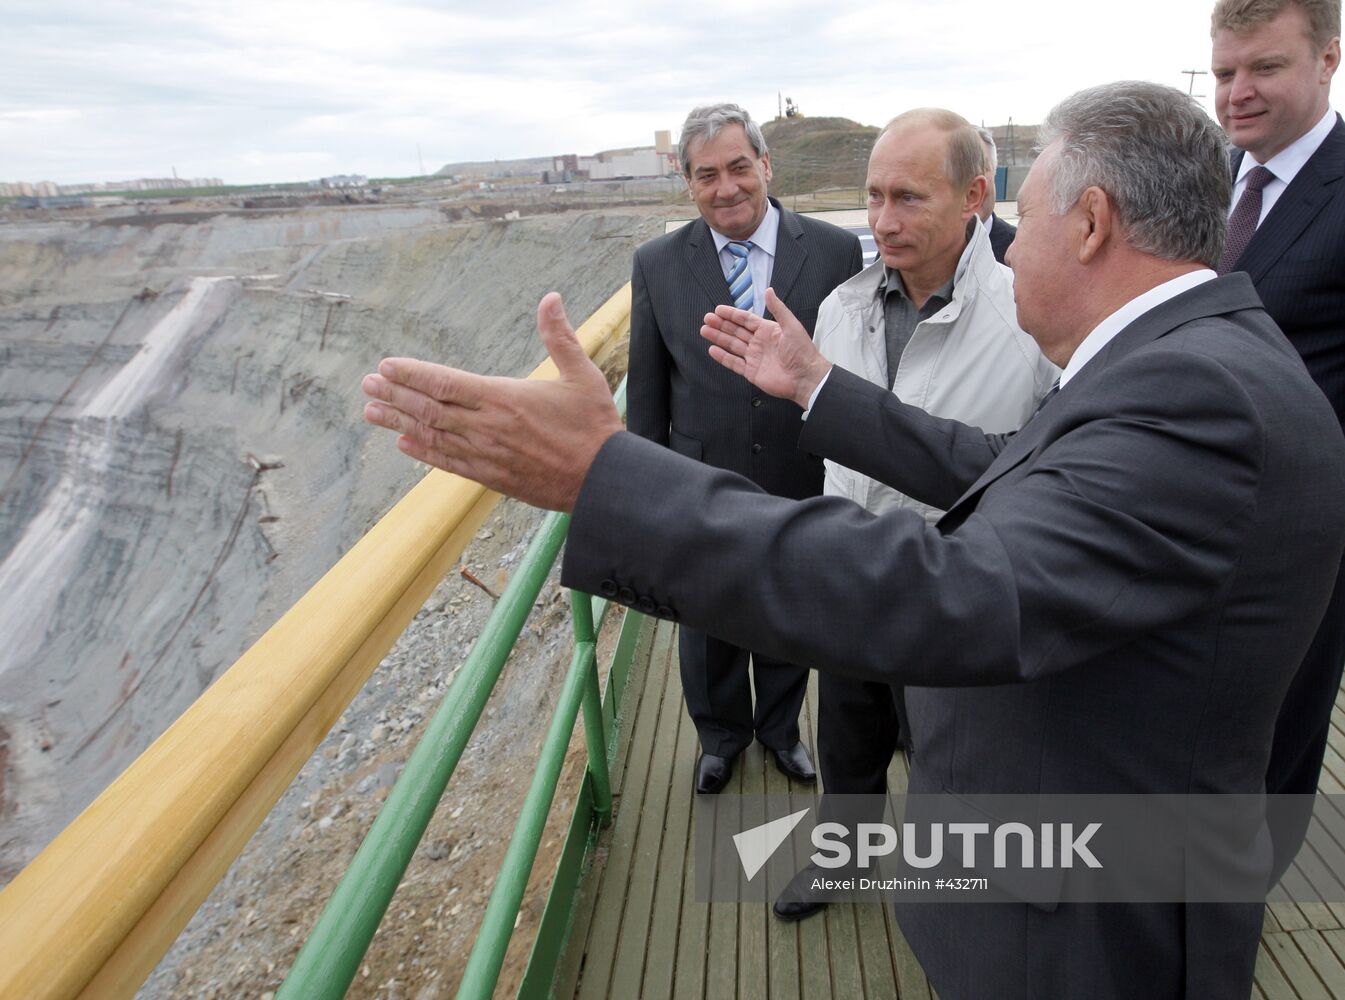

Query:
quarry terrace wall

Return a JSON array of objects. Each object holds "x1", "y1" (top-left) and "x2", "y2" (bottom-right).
[{"x1": 0, "y1": 200, "x2": 666, "y2": 883}]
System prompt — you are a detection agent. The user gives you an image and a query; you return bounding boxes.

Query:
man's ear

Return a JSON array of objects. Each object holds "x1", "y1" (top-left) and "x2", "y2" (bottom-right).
[
  {"x1": 1076, "y1": 186, "x2": 1113, "y2": 264},
  {"x1": 1320, "y1": 36, "x2": 1340, "y2": 83},
  {"x1": 965, "y1": 174, "x2": 989, "y2": 218}
]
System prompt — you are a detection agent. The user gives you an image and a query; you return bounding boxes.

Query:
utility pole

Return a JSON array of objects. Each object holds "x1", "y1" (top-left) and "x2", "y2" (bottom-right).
[
  {"x1": 1181, "y1": 69, "x2": 1208, "y2": 98},
  {"x1": 778, "y1": 91, "x2": 783, "y2": 119}
]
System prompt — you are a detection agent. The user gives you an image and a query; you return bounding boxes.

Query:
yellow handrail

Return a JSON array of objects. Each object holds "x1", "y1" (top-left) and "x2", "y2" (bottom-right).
[{"x1": 0, "y1": 285, "x2": 632, "y2": 1000}]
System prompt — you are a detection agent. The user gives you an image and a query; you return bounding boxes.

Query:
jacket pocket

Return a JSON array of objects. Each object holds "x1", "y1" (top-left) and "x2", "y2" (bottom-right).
[
  {"x1": 669, "y1": 428, "x2": 703, "y2": 461},
  {"x1": 932, "y1": 788, "x2": 1065, "y2": 912}
]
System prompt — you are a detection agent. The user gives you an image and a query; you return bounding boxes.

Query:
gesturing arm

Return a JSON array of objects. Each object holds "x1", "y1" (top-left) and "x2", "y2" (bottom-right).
[{"x1": 562, "y1": 346, "x2": 1264, "y2": 689}]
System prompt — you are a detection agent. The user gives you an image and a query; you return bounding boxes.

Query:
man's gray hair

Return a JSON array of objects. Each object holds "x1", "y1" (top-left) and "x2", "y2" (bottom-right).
[
  {"x1": 1036, "y1": 81, "x2": 1231, "y2": 267},
  {"x1": 678, "y1": 104, "x2": 769, "y2": 176},
  {"x1": 976, "y1": 126, "x2": 999, "y2": 175}
]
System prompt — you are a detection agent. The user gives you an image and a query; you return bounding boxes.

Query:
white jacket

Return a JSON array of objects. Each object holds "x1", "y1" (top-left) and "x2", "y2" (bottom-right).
[{"x1": 814, "y1": 219, "x2": 1058, "y2": 522}]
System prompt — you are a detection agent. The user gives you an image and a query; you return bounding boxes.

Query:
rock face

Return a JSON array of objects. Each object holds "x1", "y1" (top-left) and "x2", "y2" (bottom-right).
[{"x1": 0, "y1": 200, "x2": 666, "y2": 883}]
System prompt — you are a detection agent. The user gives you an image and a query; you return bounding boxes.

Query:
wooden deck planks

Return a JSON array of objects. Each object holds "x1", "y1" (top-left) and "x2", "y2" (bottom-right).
[
  {"x1": 1259, "y1": 938, "x2": 1304, "y2": 1000},
  {"x1": 853, "y1": 896, "x2": 900, "y2": 1000},
  {"x1": 610, "y1": 637, "x2": 686, "y2": 998},
  {"x1": 644, "y1": 696, "x2": 700, "y2": 999},
  {"x1": 1263, "y1": 932, "x2": 1332, "y2": 999},
  {"x1": 1290, "y1": 930, "x2": 1345, "y2": 998},
  {"x1": 738, "y1": 748, "x2": 770, "y2": 1000}
]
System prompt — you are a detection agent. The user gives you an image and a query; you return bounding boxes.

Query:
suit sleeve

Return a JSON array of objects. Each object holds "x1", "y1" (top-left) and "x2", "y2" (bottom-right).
[
  {"x1": 561, "y1": 348, "x2": 1265, "y2": 689},
  {"x1": 625, "y1": 249, "x2": 670, "y2": 446},
  {"x1": 802, "y1": 366, "x2": 1010, "y2": 510}
]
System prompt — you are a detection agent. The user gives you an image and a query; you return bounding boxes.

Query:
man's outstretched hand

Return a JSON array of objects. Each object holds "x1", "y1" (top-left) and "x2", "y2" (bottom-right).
[
  {"x1": 701, "y1": 288, "x2": 832, "y2": 409},
  {"x1": 362, "y1": 292, "x2": 623, "y2": 512}
]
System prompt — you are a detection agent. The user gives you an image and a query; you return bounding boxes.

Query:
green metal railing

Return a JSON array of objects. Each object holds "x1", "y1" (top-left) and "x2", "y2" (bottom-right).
[{"x1": 278, "y1": 381, "x2": 640, "y2": 1000}]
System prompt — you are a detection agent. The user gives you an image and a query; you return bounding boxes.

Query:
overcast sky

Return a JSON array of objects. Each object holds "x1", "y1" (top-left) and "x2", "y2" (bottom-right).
[{"x1": 3, "y1": 0, "x2": 1222, "y2": 187}]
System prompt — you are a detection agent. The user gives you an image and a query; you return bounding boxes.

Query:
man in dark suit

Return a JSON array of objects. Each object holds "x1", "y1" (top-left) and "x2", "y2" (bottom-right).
[
  {"x1": 976, "y1": 127, "x2": 1016, "y2": 263},
  {"x1": 1210, "y1": 0, "x2": 1345, "y2": 881},
  {"x1": 363, "y1": 81, "x2": 1345, "y2": 998},
  {"x1": 627, "y1": 103, "x2": 863, "y2": 794}
]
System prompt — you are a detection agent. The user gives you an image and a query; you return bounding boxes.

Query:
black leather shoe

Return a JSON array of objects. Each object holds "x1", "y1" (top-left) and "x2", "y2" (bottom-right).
[
  {"x1": 773, "y1": 863, "x2": 828, "y2": 922},
  {"x1": 770, "y1": 741, "x2": 817, "y2": 783},
  {"x1": 695, "y1": 752, "x2": 737, "y2": 794}
]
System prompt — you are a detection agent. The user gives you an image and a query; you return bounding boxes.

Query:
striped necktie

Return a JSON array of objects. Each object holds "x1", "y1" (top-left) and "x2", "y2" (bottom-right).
[{"x1": 726, "y1": 241, "x2": 755, "y2": 311}]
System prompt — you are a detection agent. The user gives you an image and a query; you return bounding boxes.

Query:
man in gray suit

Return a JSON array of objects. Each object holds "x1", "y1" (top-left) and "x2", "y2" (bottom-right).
[
  {"x1": 1210, "y1": 0, "x2": 1345, "y2": 882},
  {"x1": 363, "y1": 82, "x2": 1345, "y2": 997},
  {"x1": 627, "y1": 103, "x2": 862, "y2": 794}
]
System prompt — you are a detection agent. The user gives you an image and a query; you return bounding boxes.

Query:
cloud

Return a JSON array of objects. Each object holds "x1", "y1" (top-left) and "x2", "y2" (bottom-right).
[{"x1": 0, "y1": 0, "x2": 1222, "y2": 186}]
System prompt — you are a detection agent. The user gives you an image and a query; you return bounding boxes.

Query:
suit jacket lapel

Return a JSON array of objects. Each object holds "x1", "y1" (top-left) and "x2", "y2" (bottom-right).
[
  {"x1": 685, "y1": 218, "x2": 734, "y2": 308},
  {"x1": 767, "y1": 202, "x2": 807, "y2": 315},
  {"x1": 1234, "y1": 117, "x2": 1345, "y2": 281},
  {"x1": 941, "y1": 275, "x2": 1266, "y2": 518}
]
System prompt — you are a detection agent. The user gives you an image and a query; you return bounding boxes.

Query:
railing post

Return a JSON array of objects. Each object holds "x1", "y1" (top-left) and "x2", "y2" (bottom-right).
[
  {"x1": 569, "y1": 584, "x2": 595, "y2": 643},
  {"x1": 573, "y1": 591, "x2": 613, "y2": 826}
]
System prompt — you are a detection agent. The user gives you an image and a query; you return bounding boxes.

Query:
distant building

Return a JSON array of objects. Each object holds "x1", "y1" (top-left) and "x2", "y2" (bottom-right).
[
  {"x1": 589, "y1": 149, "x2": 670, "y2": 180},
  {"x1": 319, "y1": 174, "x2": 368, "y2": 189},
  {"x1": 545, "y1": 155, "x2": 586, "y2": 184},
  {"x1": 551, "y1": 132, "x2": 678, "y2": 182}
]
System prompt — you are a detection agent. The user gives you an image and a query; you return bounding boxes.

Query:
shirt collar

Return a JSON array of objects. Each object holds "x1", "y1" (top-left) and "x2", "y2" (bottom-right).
[
  {"x1": 1236, "y1": 106, "x2": 1337, "y2": 187},
  {"x1": 709, "y1": 200, "x2": 780, "y2": 257},
  {"x1": 875, "y1": 221, "x2": 976, "y2": 305},
  {"x1": 1059, "y1": 270, "x2": 1217, "y2": 387},
  {"x1": 879, "y1": 267, "x2": 955, "y2": 308}
]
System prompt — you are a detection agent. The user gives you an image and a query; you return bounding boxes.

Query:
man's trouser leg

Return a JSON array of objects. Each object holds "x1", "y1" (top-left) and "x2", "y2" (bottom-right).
[{"x1": 679, "y1": 626, "x2": 753, "y2": 756}]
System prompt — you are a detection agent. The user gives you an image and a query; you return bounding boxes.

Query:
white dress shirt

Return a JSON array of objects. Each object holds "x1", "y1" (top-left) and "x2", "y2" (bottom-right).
[
  {"x1": 1231, "y1": 106, "x2": 1337, "y2": 226},
  {"x1": 1060, "y1": 270, "x2": 1217, "y2": 386},
  {"x1": 709, "y1": 201, "x2": 780, "y2": 316}
]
